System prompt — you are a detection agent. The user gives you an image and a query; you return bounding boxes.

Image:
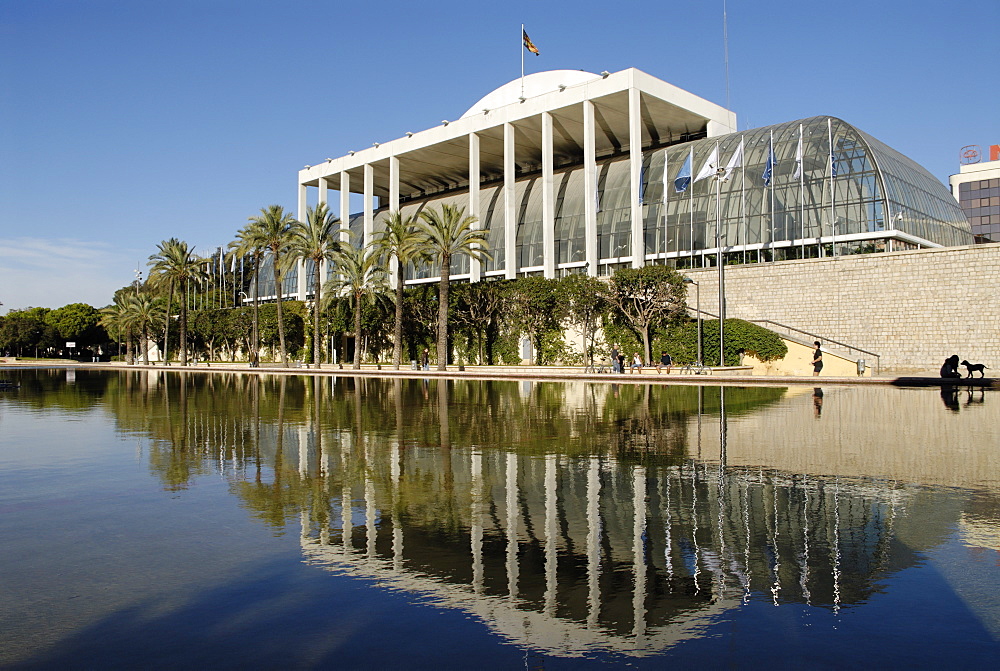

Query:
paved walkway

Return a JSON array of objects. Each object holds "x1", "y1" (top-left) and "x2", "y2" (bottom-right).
[{"x1": 5, "y1": 359, "x2": 992, "y2": 387}]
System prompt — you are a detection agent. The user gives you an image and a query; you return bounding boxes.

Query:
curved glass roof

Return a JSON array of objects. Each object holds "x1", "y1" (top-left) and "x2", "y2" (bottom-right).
[{"x1": 354, "y1": 116, "x2": 972, "y2": 282}]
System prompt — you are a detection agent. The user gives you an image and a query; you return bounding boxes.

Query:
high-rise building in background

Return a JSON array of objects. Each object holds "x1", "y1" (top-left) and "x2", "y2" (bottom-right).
[{"x1": 950, "y1": 144, "x2": 1000, "y2": 244}]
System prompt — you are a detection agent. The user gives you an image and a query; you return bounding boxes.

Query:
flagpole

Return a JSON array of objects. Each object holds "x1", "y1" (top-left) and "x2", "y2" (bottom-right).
[
  {"x1": 769, "y1": 129, "x2": 775, "y2": 263},
  {"x1": 689, "y1": 148, "x2": 694, "y2": 267},
  {"x1": 828, "y1": 117, "x2": 835, "y2": 257},
  {"x1": 740, "y1": 136, "x2": 746, "y2": 265},
  {"x1": 521, "y1": 24, "x2": 525, "y2": 99},
  {"x1": 662, "y1": 149, "x2": 669, "y2": 261},
  {"x1": 715, "y1": 141, "x2": 725, "y2": 366},
  {"x1": 799, "y1": 123, "x2": 805, "y2": 258}
]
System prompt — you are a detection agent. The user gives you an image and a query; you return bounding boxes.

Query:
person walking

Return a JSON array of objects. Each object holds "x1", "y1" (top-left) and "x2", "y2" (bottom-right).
[
  {"x1": 421, "y1": 348, "x2": 430, "y2": 371},
  {"x1": 811, "y1": 341, "x2": 824, "y2": 376},
  {"x1": 611, "y1": 345, "x2": 620, "y2": 373}
]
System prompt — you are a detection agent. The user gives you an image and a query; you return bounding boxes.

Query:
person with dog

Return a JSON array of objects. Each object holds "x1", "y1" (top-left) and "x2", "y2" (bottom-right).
[
  {"x1": 940, "y1": 354, "x2": 962, "y2": 379},
  {"x1": 811, "y1": 341, "x2": 823, "y2": 376}
]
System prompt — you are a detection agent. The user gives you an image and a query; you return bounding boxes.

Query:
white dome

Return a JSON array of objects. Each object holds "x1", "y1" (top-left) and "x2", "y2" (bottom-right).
[{"x1": 461, "y1": 70, "x2": 601, "y2": 118}]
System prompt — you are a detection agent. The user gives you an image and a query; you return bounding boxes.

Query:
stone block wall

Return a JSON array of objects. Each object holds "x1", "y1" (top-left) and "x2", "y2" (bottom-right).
[{"x1": 682, "y1": 242, "x2": 1000, "y2": 372}]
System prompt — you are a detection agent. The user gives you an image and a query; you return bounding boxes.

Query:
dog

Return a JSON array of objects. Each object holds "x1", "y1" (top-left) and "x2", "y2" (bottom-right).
[{"x1": 960, "y1": 360, "x2": 989, "y2": 378}]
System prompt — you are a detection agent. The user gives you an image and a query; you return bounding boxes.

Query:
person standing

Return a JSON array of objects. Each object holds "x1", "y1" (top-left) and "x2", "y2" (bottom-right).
[
  {"x1": 811, "y1": 341, "x2": 824, "y2": 376},
  {"x1": 611, "y1": 345, "x2": 620, "y2": 373},
  {"x1": 421, "y1": 348, "x2": 430, "y2": 371}
]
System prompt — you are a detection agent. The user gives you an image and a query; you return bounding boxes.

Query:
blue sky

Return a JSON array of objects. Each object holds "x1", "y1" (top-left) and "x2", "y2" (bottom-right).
[{"x1": 2, "y1": 0, "x2": 997, "y2": 312}]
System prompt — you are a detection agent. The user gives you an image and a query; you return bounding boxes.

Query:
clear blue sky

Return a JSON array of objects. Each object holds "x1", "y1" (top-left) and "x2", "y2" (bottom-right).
[{"x1": 2, "y1": 0, "x2": 997, "y2": 312}]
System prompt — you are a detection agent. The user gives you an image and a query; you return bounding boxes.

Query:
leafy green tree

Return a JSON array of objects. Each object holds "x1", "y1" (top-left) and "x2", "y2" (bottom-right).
[
  {"x1": 607, "y1": 265, "x2": 687, "y2": 364},
  {"x1": 46, "y1": 303, "x2": 104, "y2": 356},
  {"x1": 508, "y1": 277, "x2": 566, "y2": 365},
  {"x1": 323, "y1": 243, "x2": 388, "y2": 369},
  {"x1": 418, "y1": 204, "x2": 490, "y2": 370},
  {"x1": 246, "y1": 205, "x2": 297, "y2": 367},
  {"x1": 289, "y1": 202, "x2": 346, "y2": 368},
  {"x1": 450, "y1": 280, "x2": 510, "y2": 365},
  {"x1": 375, "y1": 211, "x2": 430, "y2": 370},
  {"x1": 0, "y1": 307, "x2": 53, "y2": 357},
  {"x1": 559, "y1": 274, "x2": 608, "y2": 366},
  {"x1": 148, "y1": 239, "x2": 206, "y2": 365}
]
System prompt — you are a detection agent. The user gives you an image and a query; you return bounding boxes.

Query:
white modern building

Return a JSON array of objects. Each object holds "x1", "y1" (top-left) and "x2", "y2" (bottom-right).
[{"x1": 262, "y1": 68, "x2": 971, "y2": 301}]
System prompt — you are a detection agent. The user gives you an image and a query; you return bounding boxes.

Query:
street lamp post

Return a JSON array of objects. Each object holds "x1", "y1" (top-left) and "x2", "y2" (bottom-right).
[{"x1": 683, "y1": 277, "x2": 701, "y2": 366}]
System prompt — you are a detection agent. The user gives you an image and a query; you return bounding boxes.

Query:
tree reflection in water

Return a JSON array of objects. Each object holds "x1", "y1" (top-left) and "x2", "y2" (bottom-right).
[{"x1": 22, "y1": 369, "x2": 998, "y2": 657}]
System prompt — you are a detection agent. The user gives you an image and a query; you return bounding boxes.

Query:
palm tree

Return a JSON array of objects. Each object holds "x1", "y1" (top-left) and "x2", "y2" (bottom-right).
[
  {"x1": 230, "y1": 223, "x2": 266, "y2": 366},
  {"x1": 374, "y1": 210, "x2": 430, "y2": 370},
  {"x1": 148, "y1": 238, "x2": 205, "y2": 365},
  {"x1": 247, "y1": 205, "x2": 297, "y2": 367},
  {"x1": 289, "y1": 203, "x2": 346, "y2": 369},
  {"x1": 100, "y1": 295, "x2": 132, "y2": 364},
  {"x1": 322, "y1": 243, "x2": 388, "y2": 369},
  {"x1": 418, "y1": 204, "x2": 490, "y2": 371},
  {"x1": 123, "y1": 292, "x2": 164, "y2": 365}
]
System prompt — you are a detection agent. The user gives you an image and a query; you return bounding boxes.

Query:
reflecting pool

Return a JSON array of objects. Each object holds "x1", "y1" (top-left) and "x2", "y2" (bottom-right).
[{"x1": 2, "y1": 369, "x2": 999, "y2": 668}]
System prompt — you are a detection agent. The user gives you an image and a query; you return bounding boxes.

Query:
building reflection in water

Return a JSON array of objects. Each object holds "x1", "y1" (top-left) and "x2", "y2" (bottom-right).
[{"x1": 79, "y1": 370, "x2": 997, "y2": 658}]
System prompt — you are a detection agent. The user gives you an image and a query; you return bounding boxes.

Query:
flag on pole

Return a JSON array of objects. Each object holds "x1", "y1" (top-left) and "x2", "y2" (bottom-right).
[
  {"x1": 674, "y1": 150, "x2": 692, "y2": 193},
  {"x1": 830, "y1": 151, "x2": 838, "y2": 178},
  {"x1": 762, "y1": 138, "x2": 776, "y2": 186},
  {"x1": 522, "y1": 29, "x2": 540, "y2": 55},
  {"x1": 694, "y1": 145, "x2": 720, "y2": 183},
  {"x1": 722, "y1": 139, "x2": 743, "y2": 182},
  {"x1": 793, "y1": 131, "x2": 803, "y2": 179}
]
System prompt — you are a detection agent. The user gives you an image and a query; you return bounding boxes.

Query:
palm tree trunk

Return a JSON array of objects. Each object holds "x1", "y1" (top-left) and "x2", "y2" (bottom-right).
[
  {"x1": 273, "y1": 255, "x2": 288, "y2": 367},
  {"x1": 437, "y1": 253, "x2": 450, "y2": 371},
  {"x1": 393, "y1": 278, "x2": 404, "y2": 370},
  {"x1": 353, "y1": 292, "x2": 362, "y2": 370},
  {"x1": 313, "y1": 261, "x2": 322, "y2": 369}
]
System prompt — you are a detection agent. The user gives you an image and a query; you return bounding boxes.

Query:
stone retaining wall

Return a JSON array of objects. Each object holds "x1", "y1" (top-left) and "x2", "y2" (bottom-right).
[{"x1": 682, "y1": 242, "x2": 1000, "y2": 372}]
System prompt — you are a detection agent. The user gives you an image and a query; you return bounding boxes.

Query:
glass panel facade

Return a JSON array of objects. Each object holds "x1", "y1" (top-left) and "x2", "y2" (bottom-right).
[{"x1": 358, "y1": 116, "x2": 972, "y2": 283}]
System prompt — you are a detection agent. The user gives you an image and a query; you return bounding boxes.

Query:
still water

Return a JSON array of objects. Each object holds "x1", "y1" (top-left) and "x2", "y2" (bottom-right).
[{"x1": 1, "y1": 368, "x2": 998, "y2": 668}]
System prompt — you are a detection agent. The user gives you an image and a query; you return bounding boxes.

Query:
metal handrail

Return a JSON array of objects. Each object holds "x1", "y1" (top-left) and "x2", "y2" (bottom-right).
[{"x1": 748, "y1": 319, "x2": 881, "y2": 374}]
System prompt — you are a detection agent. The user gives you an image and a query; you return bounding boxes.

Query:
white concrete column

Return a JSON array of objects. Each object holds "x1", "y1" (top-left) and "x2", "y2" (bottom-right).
[
  {"x1": 391, "y1": 441, "x2": 403, "y2": 571},
  {"x1": 365, "y1": 467, "x2": 376, "y2": 559},
  {"x1": 389, "y1": 155, "x2": 400, "y2": 289},
  {"x1": 632, "y1": 465, "x2": 647, "y2": 638},
  {"x1": 318, "y1": 178, "x2": 329, "y2": 288},
  {"x1": 339, "y1": 171, "x2": 351, "y2": 245},
  {"x1": 628, "y1": 87, "x2": 644, "y2": 268},
  {"x1": 471, "y1": 450, "x2": 484, "y2": 594},
  {"x1": 544, "y1": 453, "x2": 557, "y2": 616},
  {"x1": 503, "y1": 122, "x2": 517, "y2": 279},
  {"x1": 583, "y1": 100, "x2": 598, "y2": 277},
  {"x1": 363, "y1": 164, "x2": 374, "y2": 250},
  {"x1": 469, "y1": 132, "x2": 482, "y2": 282},
  {"x1": 542, "y1": 112, "x2": 555, "y2": 278},
  {"x1": 506, "y1": 451, "x2": 519, "y2": 599},
  {"x1": 341, "y1": 441, "x2": 352, "y2": 550},
  {"x1": 586, "y1": 457, "x2": 601, "y2": 629},
  {"x1": 297, "y1": 183, "x2": 309, "y2": 298}
]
